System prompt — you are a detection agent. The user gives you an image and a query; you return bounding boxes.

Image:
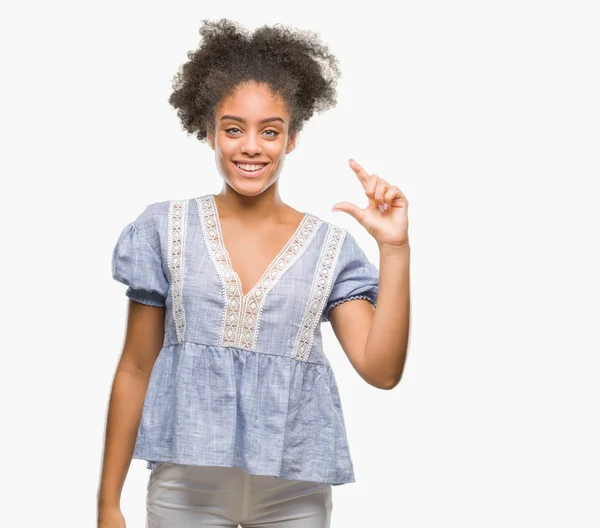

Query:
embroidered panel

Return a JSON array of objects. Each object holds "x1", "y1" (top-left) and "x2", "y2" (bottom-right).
[
  {"x1": 292, "y1": 225, "x2": 347, "y2": 361},
  {"x1": 238, "y1": 215, "x2": 320, "y2": 350},
  {"x1": 196, "y1": 195, "x2": 321, "y2": 351},
  {"x1": 168, "y1": 199, "x2": 188, "y2": 344},
  {"x1": 197, "y1": 195, "x2": 242, "y2": 348}
]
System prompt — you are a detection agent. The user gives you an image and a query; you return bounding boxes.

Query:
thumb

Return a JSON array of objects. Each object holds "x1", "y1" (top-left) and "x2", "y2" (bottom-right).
[{"x1": 332, "y1": 201, "x2": 364, "y2": 222}]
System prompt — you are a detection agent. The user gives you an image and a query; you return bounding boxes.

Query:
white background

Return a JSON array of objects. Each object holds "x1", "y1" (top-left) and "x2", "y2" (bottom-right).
[{"x1": 2, "y1": 0, "x2": 599, "y2": 526}]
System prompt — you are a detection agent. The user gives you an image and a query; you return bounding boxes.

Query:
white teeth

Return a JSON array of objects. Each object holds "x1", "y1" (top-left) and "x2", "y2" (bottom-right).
[{"x1": 235, "y1": 163, "x2": 266, "y2": 172}]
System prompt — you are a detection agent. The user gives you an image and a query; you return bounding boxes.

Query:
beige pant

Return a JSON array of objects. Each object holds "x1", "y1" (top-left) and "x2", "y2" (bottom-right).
[{"x1": 146, "y1": 463, "x2": 333, "y2": 527}]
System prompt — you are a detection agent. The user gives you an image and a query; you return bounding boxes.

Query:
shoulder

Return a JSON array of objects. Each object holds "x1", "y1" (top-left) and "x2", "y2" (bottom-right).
[
  {"x1": 311, "y1": 215, "x2": 380, "y2": 274},
  {"x1": 304, "y1": 213, "x2": 349, "y2": 239},
  {"x1": 132, "y1": 197, "x2": 194, "y2": 235},
  {"x1": 126, "y1": 197, "x2": 194, "y2": 254},
  {"x1": 133, "y1": 198, "x2": 174, "y2": 224},
  {"x1": 308, "y1": 214, "x2": 367, "y2": 255}
]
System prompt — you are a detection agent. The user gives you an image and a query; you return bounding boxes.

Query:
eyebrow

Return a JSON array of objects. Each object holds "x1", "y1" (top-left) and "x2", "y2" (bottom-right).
[{"x1": 220, "y1": 115, "x2": 286, "y2": 125}]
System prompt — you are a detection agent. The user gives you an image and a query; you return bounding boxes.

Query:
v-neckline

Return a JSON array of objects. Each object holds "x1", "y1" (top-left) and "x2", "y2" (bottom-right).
[{"x1": 208, "y1": 194, "x2": 310, "y2": 300}]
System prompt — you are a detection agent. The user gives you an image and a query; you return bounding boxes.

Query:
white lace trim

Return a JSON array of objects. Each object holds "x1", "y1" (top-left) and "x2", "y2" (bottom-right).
[
  {"x1": 293, "y1": 225, "x2": 347, "y2": 361},
  {"x1": 239, "y1": 215, "x2": 320, "y2": 350},
  {"x1": 196, "y1": 195, "x2": 320, "y2": 351},
  {"x1": 197, "y1": 196, "x2": 243, "y2": 349},
  {"x1": 168, "y1": 200, "x2": 187, "y2": 344}
]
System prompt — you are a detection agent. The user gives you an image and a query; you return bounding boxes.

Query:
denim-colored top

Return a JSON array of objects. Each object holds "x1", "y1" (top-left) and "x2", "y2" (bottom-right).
[{"x1": 111, "y1": 194, "x2": 379, "y2": 485}]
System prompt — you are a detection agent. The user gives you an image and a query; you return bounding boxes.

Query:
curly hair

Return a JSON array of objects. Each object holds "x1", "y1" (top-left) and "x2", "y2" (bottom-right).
[{"x1": 168, "y1": 19, "x2": 341, "y2": 142}]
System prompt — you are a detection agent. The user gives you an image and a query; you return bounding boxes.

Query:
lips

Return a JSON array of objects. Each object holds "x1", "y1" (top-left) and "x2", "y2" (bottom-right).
[{"x1": 232, "y1": 161, "x2": 270, "y2": 178}]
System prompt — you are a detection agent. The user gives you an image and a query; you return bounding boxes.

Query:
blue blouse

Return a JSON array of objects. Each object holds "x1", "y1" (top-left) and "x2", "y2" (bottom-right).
[{"x1": 111, "y1": 194, "x2": 380, "y2": 486}]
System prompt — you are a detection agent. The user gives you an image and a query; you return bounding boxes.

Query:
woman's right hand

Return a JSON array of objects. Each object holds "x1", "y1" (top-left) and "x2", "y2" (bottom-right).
[{"x1": 98, "y1": 505, "x2": 126, "y2": 528}]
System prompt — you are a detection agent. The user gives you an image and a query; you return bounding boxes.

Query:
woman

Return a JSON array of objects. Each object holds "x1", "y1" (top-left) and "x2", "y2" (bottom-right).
[{"x1": 98, "y1": 18, "x2": 410, "y2": 528}]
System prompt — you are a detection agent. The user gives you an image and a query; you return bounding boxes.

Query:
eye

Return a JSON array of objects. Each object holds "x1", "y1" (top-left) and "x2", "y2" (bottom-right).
[
  {"x1": 263, "y1": 129, "x2": 279, "y2": 138},
  {"x1": 225, "y1": 127, "x2": 242, "y2": 135}
]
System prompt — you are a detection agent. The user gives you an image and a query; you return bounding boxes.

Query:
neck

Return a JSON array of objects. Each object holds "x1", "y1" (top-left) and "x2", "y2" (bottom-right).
[{"x1": 215, "y1": 182, "x2": 288, "y2": 222}]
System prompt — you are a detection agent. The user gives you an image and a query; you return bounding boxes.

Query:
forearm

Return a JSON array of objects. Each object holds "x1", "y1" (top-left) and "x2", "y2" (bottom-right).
[
  {"x1": 97, "y1": 367, "x2": 150, "y2": 508},
  {"x1": 364, "y1": 243, "x2": 411, "y2": 388}
]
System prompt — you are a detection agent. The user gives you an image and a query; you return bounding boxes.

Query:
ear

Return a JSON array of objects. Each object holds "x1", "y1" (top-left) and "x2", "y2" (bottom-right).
[{"x1": 285, "y1": 132, "x2": 297, "y2": 154}]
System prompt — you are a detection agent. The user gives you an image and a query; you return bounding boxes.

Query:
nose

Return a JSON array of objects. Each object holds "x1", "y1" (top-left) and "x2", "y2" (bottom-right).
[{"x1": 240, "y1": 134, "x2": 263, "y2": 156}]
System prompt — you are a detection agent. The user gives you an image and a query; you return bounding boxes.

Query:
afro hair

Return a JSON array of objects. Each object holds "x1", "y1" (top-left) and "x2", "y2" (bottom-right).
[{"x1": 168, "y1": 19, "x2": 341, "y2": 141}]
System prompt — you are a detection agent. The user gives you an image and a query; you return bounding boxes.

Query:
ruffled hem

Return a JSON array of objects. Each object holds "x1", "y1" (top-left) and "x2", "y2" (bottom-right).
[
  {"x1": 133, "y1": 341, "x2": 355, "y2": 486},
  {"x1": 322, "y1": 294, "x2": 377, "y2": 322},
  {"x1": 139, "y1": 459, "x2": 354, "y2": 487},
  {"x1": 126, "y1": 286, "x2": 166, "y2": 307}
]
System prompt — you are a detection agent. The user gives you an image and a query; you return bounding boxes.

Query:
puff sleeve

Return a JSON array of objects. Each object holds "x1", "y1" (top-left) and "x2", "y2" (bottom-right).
[
  {"x1": 321, "y1": 230, "x2": 380, "y2": 322},
  {"x1": 111, "y1": 220, "x2": 169, "y2": 307}
]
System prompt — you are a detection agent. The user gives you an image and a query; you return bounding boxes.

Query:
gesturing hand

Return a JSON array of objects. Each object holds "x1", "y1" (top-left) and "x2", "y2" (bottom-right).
[{"x1": 332, "y1": 159, "x2": 409, "y2": 248}]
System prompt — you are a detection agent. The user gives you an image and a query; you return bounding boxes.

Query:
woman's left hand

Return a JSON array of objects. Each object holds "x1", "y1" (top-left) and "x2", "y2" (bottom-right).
[{"x1": 332, "y1": 159, "x2": 409, "y2": 248}]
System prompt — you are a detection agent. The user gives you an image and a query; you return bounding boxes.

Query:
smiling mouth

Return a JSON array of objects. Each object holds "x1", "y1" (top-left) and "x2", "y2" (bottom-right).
[{"x1": 232, "y1": 161, "x2": 270, "y2": 178}]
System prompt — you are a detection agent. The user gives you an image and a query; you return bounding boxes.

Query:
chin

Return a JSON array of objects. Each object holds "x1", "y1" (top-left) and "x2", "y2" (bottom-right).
[
  {"x1": 227, "y1": 178, "x2": 268, "y2": 196},
  {"x1": 226, "y1": 173, "x2": 279, "y2": 196}
]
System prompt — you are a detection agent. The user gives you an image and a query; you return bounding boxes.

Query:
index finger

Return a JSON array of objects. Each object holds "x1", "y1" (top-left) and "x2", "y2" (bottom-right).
[{"x1": 349, "y1": 158, "x2": 370, "y2": 188}]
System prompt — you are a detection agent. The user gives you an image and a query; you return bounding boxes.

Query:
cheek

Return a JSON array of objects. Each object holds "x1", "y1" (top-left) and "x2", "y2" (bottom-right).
[
  {"x1": 269, "y1": 139, "x2": 288, "y2": 159},
  {"x1": 215, "y1": 140, "x2": 233, "y2": 160}
]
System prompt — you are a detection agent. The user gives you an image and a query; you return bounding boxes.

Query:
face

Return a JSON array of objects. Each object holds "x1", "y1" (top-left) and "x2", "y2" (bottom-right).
[{"x1": 207, "y1": 82, "x2": 296, "y2": 196}]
